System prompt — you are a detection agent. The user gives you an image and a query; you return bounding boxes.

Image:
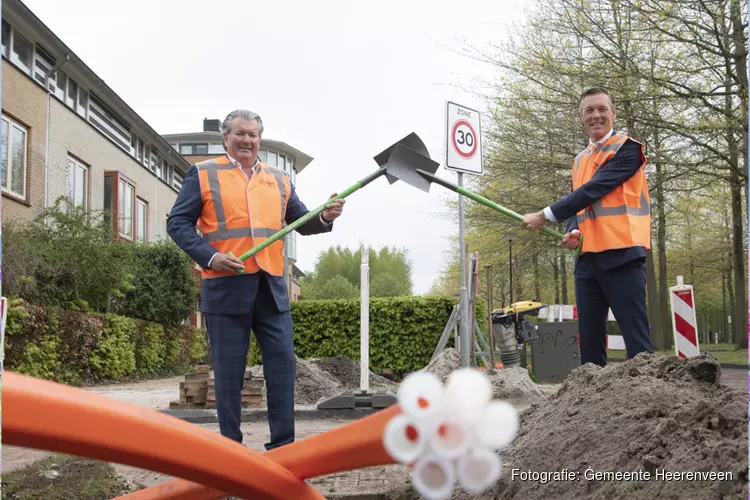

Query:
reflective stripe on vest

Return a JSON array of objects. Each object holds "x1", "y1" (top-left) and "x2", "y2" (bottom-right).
[
  {"x1": 572, "y1": 134, "x2": 651, "y2": 254},
  {"x1": 196, "y1": 156, "x2": 291, "y2": 278}
]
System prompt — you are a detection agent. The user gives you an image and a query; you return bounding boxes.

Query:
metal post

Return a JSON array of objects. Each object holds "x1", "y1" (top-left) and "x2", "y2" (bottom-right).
[
  {"x1": 360, "y1": 249, "x2": 370, "y2": 393},
  {"x1": 505, "y1": 232, "x2": 515, "y2": 306},
  {"x1": 485, "y1": 264, "x2": 496, "y2": 369},
  {"x1": 458, "y1": 173, "x2": 471, "y2": 367}
]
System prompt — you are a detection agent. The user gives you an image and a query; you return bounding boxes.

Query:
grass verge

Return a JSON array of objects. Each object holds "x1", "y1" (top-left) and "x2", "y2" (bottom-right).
[{"x1": 1, "y1": 454, "x2": 134, "y2": 500}]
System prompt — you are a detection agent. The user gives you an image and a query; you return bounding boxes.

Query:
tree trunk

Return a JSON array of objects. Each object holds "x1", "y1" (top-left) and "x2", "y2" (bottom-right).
[
  {"x1": 646, "y1": 250, "x2": 665, "y2": 350},
  {"x1": 533, "y1": 253, "x2": 541, "y2": 301},
  {"x1": 553, "y1": 256, "x2": 560, "y2": 304},
  {"x1": 560, "y1": 252, "x2": 569, "y2": 304},
  {"x1": 722, "y1": 272, "x2": 728, "y2": 343},
  {"x1": 729, "y1": 179, "x2": 746, "y2": 347},
  {"x1": 655, "y1": 162, "x2": 671, "y2": 340},
  {"x1": 727, "y1": 252, "x2": 735, "y2": 345}
]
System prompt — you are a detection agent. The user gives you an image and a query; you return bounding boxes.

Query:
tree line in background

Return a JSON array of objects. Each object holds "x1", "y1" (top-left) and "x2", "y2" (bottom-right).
[
  {"x1": 299, "y1": 245, "x2": 414, "y2": 299},
  {"x1": 429, "y1": 0, "x2": 748, "y2": 348}
]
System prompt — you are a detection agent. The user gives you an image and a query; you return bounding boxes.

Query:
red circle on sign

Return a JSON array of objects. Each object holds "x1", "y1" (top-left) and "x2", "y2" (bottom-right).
[{"x1": 451, "y1": 119, "x2": 478, "y2": 159}]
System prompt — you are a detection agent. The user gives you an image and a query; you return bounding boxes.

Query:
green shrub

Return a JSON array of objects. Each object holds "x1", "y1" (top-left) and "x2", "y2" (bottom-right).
[
  {"x1": 115, "y1": 241, "x2": 198, "y2": 326},
  {"x1": 89, "y1": 315, "x2": 136, "y2": 381},
  {"x1": 5, "y1": 300, "x2": 207, "y2": 385},
  {"x1": 135, "y1": 323, "x2": 166, "y2": 376},
  {"x1": 246, "y1": 296, "x2": 486, "y2": 373},
  {"x1": 2, "y1": 199, "x2": 133, "y2": 312}
]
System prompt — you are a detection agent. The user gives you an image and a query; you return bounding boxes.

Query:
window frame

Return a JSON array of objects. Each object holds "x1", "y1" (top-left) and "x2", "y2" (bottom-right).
[
  {"x1": 1, "y1": 113, "x2": 29, "y2": 200},
  {"x1": 136, "y1": 197, "x2": 148, "y2": 243},
  {"x1": 104, "y1": 172, "x2": 138, "y2": 242},
  {"x1": 66, "y1": 154, "x2": 89, "y2": 209}
]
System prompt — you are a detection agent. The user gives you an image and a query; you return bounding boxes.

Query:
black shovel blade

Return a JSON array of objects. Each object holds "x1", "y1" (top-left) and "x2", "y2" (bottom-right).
[
  {"x1": 373, "y1": 132, "x2": 431, "y2": 184},
  {"x1": 385, "y1": 143, "x2": 440, "y2": 193}
]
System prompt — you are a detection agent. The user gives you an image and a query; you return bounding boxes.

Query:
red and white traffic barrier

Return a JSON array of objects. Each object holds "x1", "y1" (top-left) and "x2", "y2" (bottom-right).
[
  {"x1": 538, "y1": 304, "x2": 625, "y2": 350},
  {"x1": 669, "y1": 276, "x2": 700, "y2": 358}
]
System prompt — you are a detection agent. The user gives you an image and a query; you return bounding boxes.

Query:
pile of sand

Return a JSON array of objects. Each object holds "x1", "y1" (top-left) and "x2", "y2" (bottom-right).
[
  {"x1": 250, "y1": 355, "x2": 397, "y2": 406},
  {"x1": 424, "y1": 348, "x2": 545, "y2": 405},
  {"x1": 391, "y1": 353, "x2": 748, "y2": 499}
]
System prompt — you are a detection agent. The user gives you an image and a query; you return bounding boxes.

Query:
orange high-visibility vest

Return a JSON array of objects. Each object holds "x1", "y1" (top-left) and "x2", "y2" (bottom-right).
[
  {"x1": 572, "y1": 133, "x2": 651, "y2": 254},
  {"x1": 196, "y1": 156, "x2": 291, "y2": 278}
]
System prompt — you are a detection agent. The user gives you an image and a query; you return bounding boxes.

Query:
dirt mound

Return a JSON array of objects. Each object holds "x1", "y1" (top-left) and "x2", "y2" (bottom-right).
[
  {"x1": 488, "y1": 366, "x2": 545, "y2": 405},
  {"x1": 424, "y1": 348, "x2": 460, "y2": 382},
  {"x1": 388, "y1": 353, "x2": 748, "y2": 500},
  {"x1": 424, "y1": 348, "x2": 544, "y2": 405},
  {"x1": 250, "y1": 355, "x2": 397, "y2": 406},
  {"x1": 309, "y1": 356, "x2": 397, "y2": 393}
]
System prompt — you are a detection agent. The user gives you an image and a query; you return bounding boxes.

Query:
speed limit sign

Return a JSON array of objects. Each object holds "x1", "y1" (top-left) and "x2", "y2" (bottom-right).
[{"x1": 445, "y1": 101, "x2": 483, "y2": 175}]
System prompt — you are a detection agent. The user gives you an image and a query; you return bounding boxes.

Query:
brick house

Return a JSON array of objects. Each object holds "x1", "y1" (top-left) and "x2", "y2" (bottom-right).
[{"x1": 2, "y1": 0, "x2": 188, "y2": 243}]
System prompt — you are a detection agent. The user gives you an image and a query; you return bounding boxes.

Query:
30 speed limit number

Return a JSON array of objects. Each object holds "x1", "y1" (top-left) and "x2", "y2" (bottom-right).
[{"x1": 451, "y1": 119, "x2": 478, "y2": 159}]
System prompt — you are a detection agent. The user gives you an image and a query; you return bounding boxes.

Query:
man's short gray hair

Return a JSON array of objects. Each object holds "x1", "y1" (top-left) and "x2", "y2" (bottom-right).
[{"x1": 222, "y1": 109, "x2": 264, "y2": 136}]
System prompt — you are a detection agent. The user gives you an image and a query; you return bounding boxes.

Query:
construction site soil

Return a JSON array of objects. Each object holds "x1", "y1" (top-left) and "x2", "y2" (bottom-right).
[
  {"x1": 390, "y1": 353, "x2": 748, "y2": 500},
  {"x1": 250, "y1": 355, "x2": 398, "y2": 405}
]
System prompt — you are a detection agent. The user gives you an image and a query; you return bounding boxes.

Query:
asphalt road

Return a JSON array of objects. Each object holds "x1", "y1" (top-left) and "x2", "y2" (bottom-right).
[{"x1": 721, "y1": 367, "x2": 747, "y2": 390}]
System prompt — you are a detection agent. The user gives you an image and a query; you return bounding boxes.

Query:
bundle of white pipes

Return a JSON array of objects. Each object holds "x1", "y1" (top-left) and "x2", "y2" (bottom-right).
[{"x1": 382, "y1": 369, "x2": 520, "y2": 499}]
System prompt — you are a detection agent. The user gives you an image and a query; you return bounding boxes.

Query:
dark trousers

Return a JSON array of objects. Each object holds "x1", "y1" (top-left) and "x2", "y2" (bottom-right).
[
  {"x1": 575, "y1": 257, "x2": 653, "y2": 366},
  {"x1": 205, "y1": 302, "x2": 296, "y2": 450}
]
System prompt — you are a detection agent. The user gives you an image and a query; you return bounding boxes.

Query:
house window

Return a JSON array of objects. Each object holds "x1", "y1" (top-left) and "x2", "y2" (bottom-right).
[
  {"x1": 258, "y1": 150, "x2": 267, "y2": 163},
  {"x1": 208, "y1": 143, "x2": 224, "y2": 154},
  {"x1": 77, "y1": 89, "x2": 88, "y2": 118},
  {"x1": 33, "y1": 45, "x2": 55, "y2": 86},
  {"x1": 66, "y1": 77, "x2": 78, "y2": 110},
  {"x1": 1, "y1": 114, "x2": 28, "y2": 198},
  {"x1": 118, "y1": 178, "x2": 135, "y2": 240},
  {"x1": 66, "y1": 156, "x2": 88, "y2": 208},
  {"x1": 88, "y1": 93, "x2": 131, "y2": 152},
  {"x1": 10, "y1": 29, "x2": 32, "y2": 75},
  {"x1": 172, "y1": 170, "x2": 184, "y2": 191},
  {"x1": 2, "y1": 20, "x2": 10, "y2": 58},
  {"x1": 136, "y1": 198, "x2": 148, "y2": 243},
  {"x1": 149, "y1": 148, "x2": 158, "y2": 173},
  {"x1": 179, "y1": 144, "x2": 193, "y2": 155},
  {"x1": 54, "y1": 71, "x2": 66, "y2": 101},
  {"x1": 267, "y1": 151, "x2": 278, "y2": 167}
]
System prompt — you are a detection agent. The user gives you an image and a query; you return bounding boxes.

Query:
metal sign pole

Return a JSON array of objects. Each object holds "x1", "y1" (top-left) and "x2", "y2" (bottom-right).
[
  {"x1": 444, "y1": 101, "x2": 484, "y2": 368},
  {"x1": 458, "y1": 172, "x2": 471, "y2": 367}
]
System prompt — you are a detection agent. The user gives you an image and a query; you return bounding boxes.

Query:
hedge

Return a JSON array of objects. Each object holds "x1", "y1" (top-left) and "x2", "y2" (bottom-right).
[
  {"x1": 248, "y1": 296, "x2": 487, "y2": 374},
  {"x1": 4, "y1": 298, "x2": 208, "y2": 386}
]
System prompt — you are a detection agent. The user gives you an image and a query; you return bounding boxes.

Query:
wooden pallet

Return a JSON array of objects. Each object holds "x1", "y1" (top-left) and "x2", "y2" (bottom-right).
[
  {"x1": 169, "y1": 365, "x2": 209, "y2": 410},
  {"x1": 206, "y1": 368, "x2": 265, "y2": 409}
]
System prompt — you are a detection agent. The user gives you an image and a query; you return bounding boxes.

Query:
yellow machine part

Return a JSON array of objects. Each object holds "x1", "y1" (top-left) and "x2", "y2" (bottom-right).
[{"x1": 501, "y1": 300, "x2": 544, "y2": 315}]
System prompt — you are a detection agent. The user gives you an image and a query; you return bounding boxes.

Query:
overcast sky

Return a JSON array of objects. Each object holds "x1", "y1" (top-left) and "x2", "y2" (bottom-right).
[{"x1": 24, "y1": 0, "x2": 531, "y2": 294}]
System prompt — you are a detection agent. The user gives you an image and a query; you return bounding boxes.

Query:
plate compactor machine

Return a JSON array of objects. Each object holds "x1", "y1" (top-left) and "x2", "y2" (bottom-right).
[{"x1": 490, "y1": 300, "x2": 545, "y2": 368}]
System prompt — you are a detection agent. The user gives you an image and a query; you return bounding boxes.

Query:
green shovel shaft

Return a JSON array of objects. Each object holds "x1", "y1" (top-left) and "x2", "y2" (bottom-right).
[
  {"x1": 454, "y1": 185, "x2": 563, "y2": 240},
  {"x1": 455, "y1": 185, "x2": 584, "y2": 254},
  {"x1": 233, "y1": 166, "x2": 388, "y2": 263},
  {"x1": 416, "y1": 169, "x2": 583, "y2": 254}
]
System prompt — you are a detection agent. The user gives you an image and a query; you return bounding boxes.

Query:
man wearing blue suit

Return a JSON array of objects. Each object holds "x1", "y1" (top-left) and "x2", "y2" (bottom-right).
[
  {"x1": 521, "y1": 88, "x2": 653, "y2": 367},
  {"x1": 167, "y1": 109, "x2": 345, "y2": 449}
]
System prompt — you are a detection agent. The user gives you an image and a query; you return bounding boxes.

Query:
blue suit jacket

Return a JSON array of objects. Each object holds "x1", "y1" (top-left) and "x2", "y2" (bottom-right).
[
  {"x1": 167, "y1": 162, "x2": 332, "y2": 315},
  {"x1": 549, "y1": 134, "x2": 648, "y2": 277}
]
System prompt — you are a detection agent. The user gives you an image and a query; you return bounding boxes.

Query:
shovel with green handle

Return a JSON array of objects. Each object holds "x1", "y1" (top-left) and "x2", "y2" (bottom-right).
[
  {"x1": 413, "y1": 169, "x2": 584, "y2": 255},
  {"x1": 227, "y1": 132, "x2": 441, "y2": 271}
]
